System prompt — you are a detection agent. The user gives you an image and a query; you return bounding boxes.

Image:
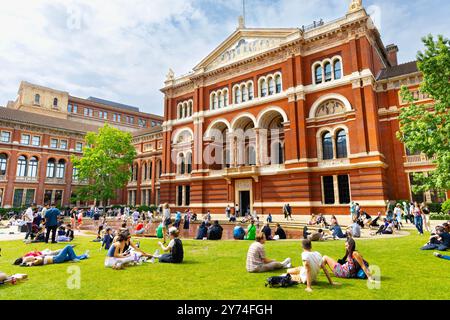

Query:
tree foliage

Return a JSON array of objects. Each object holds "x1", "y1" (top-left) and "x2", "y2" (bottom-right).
[
  {"x1": 71, "y1": 124, "x2": 137, "y2": 203},
  {"x1": 398, "y1": 35, "x2": 450, "y2": 193}
]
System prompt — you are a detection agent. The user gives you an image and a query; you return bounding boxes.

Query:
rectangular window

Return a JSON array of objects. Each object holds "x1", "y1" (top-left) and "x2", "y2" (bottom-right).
[
  {"x1": 126, "y1": 116, "x2": 134, "y2": 124},
  {"x1": 138, "y1": 119, "x2": 146, "y2": 127},
  {"x1": 99, "y1": 111, "x2": 108, "y2": 119},
  {"x1": 1, "y1": 131, "x2": 11, "y2": 143},
  {"x1": 185, "y1": 186, "x2": 191, "y2": 206},
  {"x1": 50, "y1": 139, "x2": 58, "y2": 149},
  {"x1": 322, "y1": 176, "x2": 335, "y2": 204},
  {"x1": 84, "y1": 108, "x2": 93, "y2": 117},
  {"x1": 13, "y1": 189, "x2": 24, "y2": 208},
  {"x1": 32, "y1": 136, "x2": 41, "y2": 146},
  {"x1": 60, "y1": 140, "x2": 68, "y2": 150},
  {"x1": 44, "y1": 190, "x2": 53, "y2": 205},
  {"x1": 75, "y1": 142, "x2": 83, "y2": 152},
  {"x1": 151, "y1": 121, "x2": 156, "y2": 127},
  {"x1": 177, "y1": 186, "x2": 183, "y2": 206},
  {"x1": 72, "y1": 167, "x2": 79, "y2": 180},
  {"x1": 73, "y1": 104, "x2": 78, "y2": 113},
  {"x1": 54, "y1": 190, "x2": 63, "y2": 207},
  {"x1": 338, "y1": 175, "x2": 351, "y2": 204},
  {"x1": 21, "y1": 134, "x2": 30, "y2": 145},
  {"x1": 68, "y1": 104, "x2": 73, "y2": 113},
  {"x1": 24, "y1": 189, "x2": 35, "y2": 207}
]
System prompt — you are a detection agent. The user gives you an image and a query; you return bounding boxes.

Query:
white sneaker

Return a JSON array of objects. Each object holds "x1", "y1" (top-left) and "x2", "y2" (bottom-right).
[
  {"x1": 84, "y1": 250, "x2": 90, "y2": 258},
  {"x1": 282, "y1": 258, "x2": 291, "y2": 267},
  {"x1": 152, "y1": 249, "x2": 160, "y2": 258}
]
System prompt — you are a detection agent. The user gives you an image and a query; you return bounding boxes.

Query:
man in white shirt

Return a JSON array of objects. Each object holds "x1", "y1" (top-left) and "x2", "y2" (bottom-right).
[
  {"x1": 24, "y1": 202, "x2": 37, "y2": 240},
  {"x1": 287, "y1": 239, "x2": 338, "y2": 292}
]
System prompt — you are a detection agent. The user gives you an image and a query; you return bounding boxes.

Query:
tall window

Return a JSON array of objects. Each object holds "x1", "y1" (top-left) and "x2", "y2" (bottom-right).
[
  {"x1": 13, "y1": 189, "x2": 24, "y2": 207},
  {"x1": 53, "y1": 98, "x2": 58, "y2": 107},
  {"x1": 56, "y1": 160, "x2": 65, "y2": 179},
  {"x1": 242, "y1": 86, "x2": 248, "y2": 102},
  {"x1": 324, "y1": 62, "x2": 332, "y2": 82},
  {"x1": 185, "y1": 186, "x2": 191, "y2": 206},
  {"x1": 0, "y1": 154, "x2": 7, "y2": 175},
  {"x1": 179, "y1": 154, "x2": 186, "y2": 175},
  {"x1": 72, "y1": 167, "x2": 79, "y2": 180},
  {"x1": 275, "y1": 75, "x2": 282, "y2": 93},
  {"x1": 338, "y1": 175, "x2": 351, "y2": 204},
  {"x1": 47, "y1": 159, "x2": 56, "y2": 178},
  {"x1": 50, "y1": 139, "x2": 58, "y2": 149},
  {"x1": 248, "y1": 83, "x2": 254, "y2": 100},
  {"x1": 75, "y1": 142, "x2": 83, "y2": 152},
  {"x1": 68, "y1": 104, "x2": 73, "y2": 113},
  {"x1": 224, "y1": 91, "x2": 229, "y2": 106},
  {"x1": 17, "y1": 156, "x2": 27, "y2": 177},
  {"x1": 234, "y1": 88, "x2": 241, "y2": 104},
  {"x1": 186, "y1": 152, "x2": 192, "y2": 174},
  {"x1": 60, "y1": 140, "x2": 68, "y2": 150},
  {"x1": 34, "y1": 94, "x2": 40, "y2": 105},
  {"x1": 323, "y1": 176, "x2": 335, "y2": 204},
  {"x1": 268, "y1": 78, "x2": 275, "y2": 95},
  {"x1": 84, "y1": 108, "x2": 93, "y2": 117},
  {"x1": 322, "y1": 132, "x2": 333, "y2": 160},
  {"x1": 212, "y1": 94, "x2": 218, "y2": 110},
  {"x1": 336, "y1": 130, "x2": 348, "y2": 158},
  {"x1": 113, "y1": 113, "x2": 121, "y2": 122},
  {"x1": 32, "y1": 136, "x2": 40, "y2": 147},
  {"x1": 28, "y1": 157, "x2": 38, "y2": 178},
  {"x1": 177, "y1": 186, "x2": 183, "y2": 206},
  {"x1": 260, "y1": 79, "x2": 267, "y2": 97},
  {"x1": 315, "y1": 65, "x2": 323, "y2": 84},
  {"x1": 139, "y1": 119, "x2": 146, "y2": 127},
  {"x1": 334, "y1": 60, "x2": 342, "y2": 79}
]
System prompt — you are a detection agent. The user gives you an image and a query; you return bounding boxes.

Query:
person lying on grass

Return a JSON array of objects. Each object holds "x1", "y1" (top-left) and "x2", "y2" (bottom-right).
[
  {"x1": 155, "y1": 227, "x2": 184, "y2": 264},
  {"x1": 246, "y1": 232, "x2": 291, "y2": 273},
  {"x1": 322, "y1": 237, "x2": 374, "y2": 282},
  {"x1": 434, "y1": 252, "x2": 450, "y2": 261},
  {"x1": 13, "y1": 247, "x2": 70, "y2": 265},
  {"x1": 287, "y1": 239, "x2": 339, "y2": 292},
  {"x1": 18, "y1": 245, "x2": 89, "y2": 266},
  {"x1": 105, "y1": 230, "x2": 157, "y2": 269}
]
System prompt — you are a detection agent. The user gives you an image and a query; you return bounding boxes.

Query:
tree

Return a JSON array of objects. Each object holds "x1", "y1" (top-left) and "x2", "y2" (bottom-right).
[
  {"x1": 71, "y1": 124, "x2": 137, "y2": 205},
  {"x1": 398, "y1": 34, "x2": 450, "y2": 193}
]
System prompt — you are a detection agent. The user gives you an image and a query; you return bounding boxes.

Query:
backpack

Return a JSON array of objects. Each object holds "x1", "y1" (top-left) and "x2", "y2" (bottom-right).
[
  {"x1": 355, "y1": 260, "x2": 370, "y2": 279},
  {"x1": 265, "y1": 274, "x2": 299, "y2": 288}
]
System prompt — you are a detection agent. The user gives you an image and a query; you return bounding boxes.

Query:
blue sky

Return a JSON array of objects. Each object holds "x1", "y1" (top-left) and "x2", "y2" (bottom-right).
[{"x1": 0, "y1": 0, "x2": 448, "y2": 115}]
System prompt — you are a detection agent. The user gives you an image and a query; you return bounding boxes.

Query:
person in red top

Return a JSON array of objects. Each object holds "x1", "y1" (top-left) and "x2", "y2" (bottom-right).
[{"x1": 135, "y1": 221, "x2": 145, "y2": 235}]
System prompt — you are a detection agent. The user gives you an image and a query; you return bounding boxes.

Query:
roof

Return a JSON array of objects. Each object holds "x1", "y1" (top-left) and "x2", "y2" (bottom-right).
[
  {"x1": 377, "y1": 61, "x2": 419, "y2": 80},
  {"x1": 87, "y1": 97, "x2": 140, "y2": 112},
  {"x1": 0, "y1": 107, "x2": 100, "y2": 134},
  {"x1": 132, "y1": 125, "x2": 163, "y2": 138}
]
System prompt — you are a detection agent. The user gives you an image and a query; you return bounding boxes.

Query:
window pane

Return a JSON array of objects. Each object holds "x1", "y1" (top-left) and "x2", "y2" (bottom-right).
[
  {"x1": 322, "y1": 132, "x2": 333, "y2": 160},
  {"x1": 336, "y1": 130, "x2": 348, "y2": 158},
  {"x1": 28, "y1": 158, "x2": 38, "y2": 177},
  {"x1": 32, "y1": 136, "x2": 40, "y2": 146},
  {"x1": 334, "y1": 60, "x2": 342, "y2": 79},
  {"x1": 185, "y1": 186, "x2": 191, "y2": 206},
  {"x1": 315, "y1": 66, "x2": 323, "y2": 84},
  {"x1": 177, "y1": 186, "x2": 183, "y2": 206},
  {"x1": 21, "y1": 135, "x2": 30, "y2": 145},
  {"x1": 0, "y1": 155, "x2": 7, "y2": 175},
  {"x1": 324, "y1": 63, "x2": 332, "y2": 82},
  {"x1": 50, "y1": 139, "x2": 58, "y2": 148},
  {"x1": 338, "y1": 175, "x2": 351, "y2": 204},
  {"x1": 13, "y1": 189, "x2": 24, "y2": 208},
  {"x1": 323, "y1": 176, "x2": 335, "y2": 204},
  {"x1": 46, "y1": 160, "x2": 55, "y2": 178},
  {"x1": 17, "y1": 157, "x2": 27, "y2": 177},
  {"x1": 24, "y1": 189, "x2": 35, "y2": 207},
  {"x1": 54, "y1": 190, "x2": 63, "y2": 207}
]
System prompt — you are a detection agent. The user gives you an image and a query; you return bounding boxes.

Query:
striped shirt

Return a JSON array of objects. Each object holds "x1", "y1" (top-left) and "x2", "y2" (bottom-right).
[{"x1": 246, "y1": 242, "x2": 265, "y2": 272}]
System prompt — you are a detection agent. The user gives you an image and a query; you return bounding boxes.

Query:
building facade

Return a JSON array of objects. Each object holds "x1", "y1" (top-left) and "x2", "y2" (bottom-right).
[
  {"x1": 156, "y1": 1, "x2": 448, "y2": 215},
  {"x1": 0, "y1": 82, "x2": 163, "y2": 208}
]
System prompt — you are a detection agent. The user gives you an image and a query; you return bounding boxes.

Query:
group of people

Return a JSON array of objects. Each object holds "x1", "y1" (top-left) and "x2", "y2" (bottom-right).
[
  {"x1": 246, "y1": 232, "x2": 375, "y2": 292},
  {"x1": 420, "y1": 221, "x2": 450, "y2": 259}
]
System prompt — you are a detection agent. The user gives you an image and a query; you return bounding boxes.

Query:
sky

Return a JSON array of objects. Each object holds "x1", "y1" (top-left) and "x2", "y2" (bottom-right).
[{"x1": 0, "y1": 0, "x2": 448, "y2": 115}]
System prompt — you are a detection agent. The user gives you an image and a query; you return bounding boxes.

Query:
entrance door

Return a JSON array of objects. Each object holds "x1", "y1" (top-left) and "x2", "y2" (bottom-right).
[{"x1": 240, "y1": 191, "x2": 250, "y2": 216}]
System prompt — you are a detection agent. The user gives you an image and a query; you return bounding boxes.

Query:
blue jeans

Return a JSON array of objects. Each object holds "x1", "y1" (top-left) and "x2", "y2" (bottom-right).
[
  {"x1": 439, "y1": 255, "x2": 450, "y2": 261},
  {"x1": 53, "y1": 245, "x2": 87, "y2": 264},
  {"x1": 414, "y1": 216, "x2": 423, "y2": 234}
]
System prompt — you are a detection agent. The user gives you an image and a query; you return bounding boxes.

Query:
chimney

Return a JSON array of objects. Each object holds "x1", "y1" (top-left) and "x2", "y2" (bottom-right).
[{"x1": 386, "y1": 44, "x2": 399, "y2": 67}]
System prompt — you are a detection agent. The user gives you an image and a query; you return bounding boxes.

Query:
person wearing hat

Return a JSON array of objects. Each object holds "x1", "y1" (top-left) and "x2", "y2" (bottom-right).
[{"x1": 156, "y1": 227, "x2": 184, "y2": 264}]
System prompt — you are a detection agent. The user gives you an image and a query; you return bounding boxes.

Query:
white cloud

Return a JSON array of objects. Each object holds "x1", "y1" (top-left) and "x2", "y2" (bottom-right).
[{"x1": 0, "y1": 0, "x2": 448, "y2": 115}]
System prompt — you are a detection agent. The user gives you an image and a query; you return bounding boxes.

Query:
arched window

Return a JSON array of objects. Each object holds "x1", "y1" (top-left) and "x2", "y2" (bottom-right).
[
  {"x1": 224, "y1": 90, "x2": 229, "y2": 106},
  {"x1": 275, "y1": 75, "x2": 282, "y2": 93},
  {"x1": 336, "y1": 130, "x2": 348, "y2": 158},
  {"x1": 134, "y1": 164, "x2": 139, "y2": 181},
  {"x1": 53, "y1": 98, "x2": 58, "y2": 107},
  {"x1": 268, "y1": 77, "x2": 275, "y2": 95},
  {"x1": 260, "y1": 79, "x2": 267, "y2": 97},
  {"x1": 234, "y1": 87, "x2": 241, "y2": 104},
  {"x1": 242, "y1": 85, "x2": 248, "y2": 102},
  {"x1": 334, "y1": 60, "x2": 342, "y2": 80},
  {"x1": 178, "y1": 104, "x2": 183, "y2": 119},
  {"x1": 189, "y1": 101, "x2": 193, "y2": 116},
  {"x1": 322, "y1": 132, "x2": 333, "y2": 160},
  {"x1": 315, "y1": 65, "x2": 323, "y2": 84},
  {"x1": 149, "y1": 163, "x2": 153, "y2": 179},
  {"x1": 56, "y1": 160, "x2": 65, "y2": 179},
  {"x1": 158, "y1": 160, "x2": 162, "y2": 178},
  {"x1": 28, "y1": 157, "x2": 38, "y2": 178},
  {"x1": 143, "y1": 163, "x2": 148, "y2": 180},
  {"x1": 186, "y1": 152, "x2": 192, "y2": 174},
  {"x1": 46, "y1": 159, "x2": 56, "y2": 178},
  {"x1": 179, "y1": 154, "x2": 186, "y2": 175},
  {"x1": 34, "y1": 94, "x2": 40, "y2": 105},
  {"x1": 0, "y1": 154, "x2": 7, "y2": 176},
  {"x1": 218, "y1": 93, "x2": 223, "y2": 109},
  {"x1": 248, "y1": 83, "x2": 254, "y2": 100},
  {"x1": 213, "y1": 94, "x2": 218, "y2": 110},
  {"x1": 16, "y1": 156, "x2": 27, "y2": 177},
  {"x1": 324, "y1": 62, "x2": 332, "y2": 82}
]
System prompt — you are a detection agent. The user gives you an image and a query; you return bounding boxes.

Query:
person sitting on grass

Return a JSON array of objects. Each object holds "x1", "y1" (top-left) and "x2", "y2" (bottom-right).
[
  {"x1": 266, "y1": 213, "x2": 273, "y2": 223},
  {"x1": 245, "y1": 220, "x2": 257, "y2": 241},
  {"x1": 421, "y1": 226, "x2": 450, "y2": 251},
  {"x1": 155, "y1": 227, "x2": 184, "y2": 264},
  {"x1": 101, "y1": 228, "x2": 114, "y2": 250},
  {"x1": 21, "y1": 245, "x2": 89, "y2": 266},
  {"x1": 287, "y1": 240, "x2": 339, "y2": 292},
  {"x1": 372, "y1": 218, "x2": 395, "y2": 236},
  {"x1": 57, "y1": 224, "x2": 74, "y2": 242},
  {"x1": 195, "y1": 221, "x2": 208, "y2": 240},
  {"x1": 105, "y1": 231, "x2": 143, "y2": 269},
  {"x1": 330, "y1": 222, "x2": 347, "y2": 239},
  {"x1": 274, "y1": 223, "x2": 287, "y2": 240},
  {"x1": 303, "y1": 227, "x2": 333, "y2": 241},
  {"x1": 261, "y1": 222, "x2": 272, "y2": 240},
  {"x1": 348, "y1": 218, "x2": 361, "y2": 238},
  {"x1": 322, "y1": 238, "x2": 374, "y2": 282},
  {"x1": 308, "y1": 214, "x2": 317, "y2": 226},
  {"x1": 134, "y1": 220, "x2": 145, "y2": 235},
  {"x1": 246, "y1": 232, "x2": 291, "y2": 273},
  {"x1": 233, "y1": 223, "x2": 246, "y2": 240},
  {"x1": 316, "y1": 213, "x2": 329, "y2": 228},
  {"x1": 207, "y1": 220, "x2": 223, "y2": 240},
  {"x1": 229, "y1": 212, "x2": 236, "y2": 222}
]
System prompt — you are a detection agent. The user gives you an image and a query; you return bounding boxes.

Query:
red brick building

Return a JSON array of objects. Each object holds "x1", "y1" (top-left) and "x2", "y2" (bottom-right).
[
  {"x1": 0, "y1": 81, "x2": 163, "y2": 208},
  {"x1": 157, "y1": 3, "x2": 448, "y2": 215}
]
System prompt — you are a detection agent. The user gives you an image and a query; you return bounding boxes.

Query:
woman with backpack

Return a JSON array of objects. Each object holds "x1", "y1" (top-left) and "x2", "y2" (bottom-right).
[{"x1": 322, "y1": 238, "x2": 374, "y2": 281}]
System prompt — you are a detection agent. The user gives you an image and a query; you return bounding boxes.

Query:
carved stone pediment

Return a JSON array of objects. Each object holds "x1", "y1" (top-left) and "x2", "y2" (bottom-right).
[{"x1": 316, "y1": 100, "x2": 346, "y2": 117}]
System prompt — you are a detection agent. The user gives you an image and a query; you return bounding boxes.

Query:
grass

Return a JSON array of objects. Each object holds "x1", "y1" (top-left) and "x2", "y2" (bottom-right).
[{"x1": 0, "y1": 232, "x2": 449, "y2": 300}]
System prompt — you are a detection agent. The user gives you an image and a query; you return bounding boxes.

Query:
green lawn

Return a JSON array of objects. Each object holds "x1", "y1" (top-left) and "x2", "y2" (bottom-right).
[{"x1": 0, "y1": 232, "x2": 449, "y2": 300}]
